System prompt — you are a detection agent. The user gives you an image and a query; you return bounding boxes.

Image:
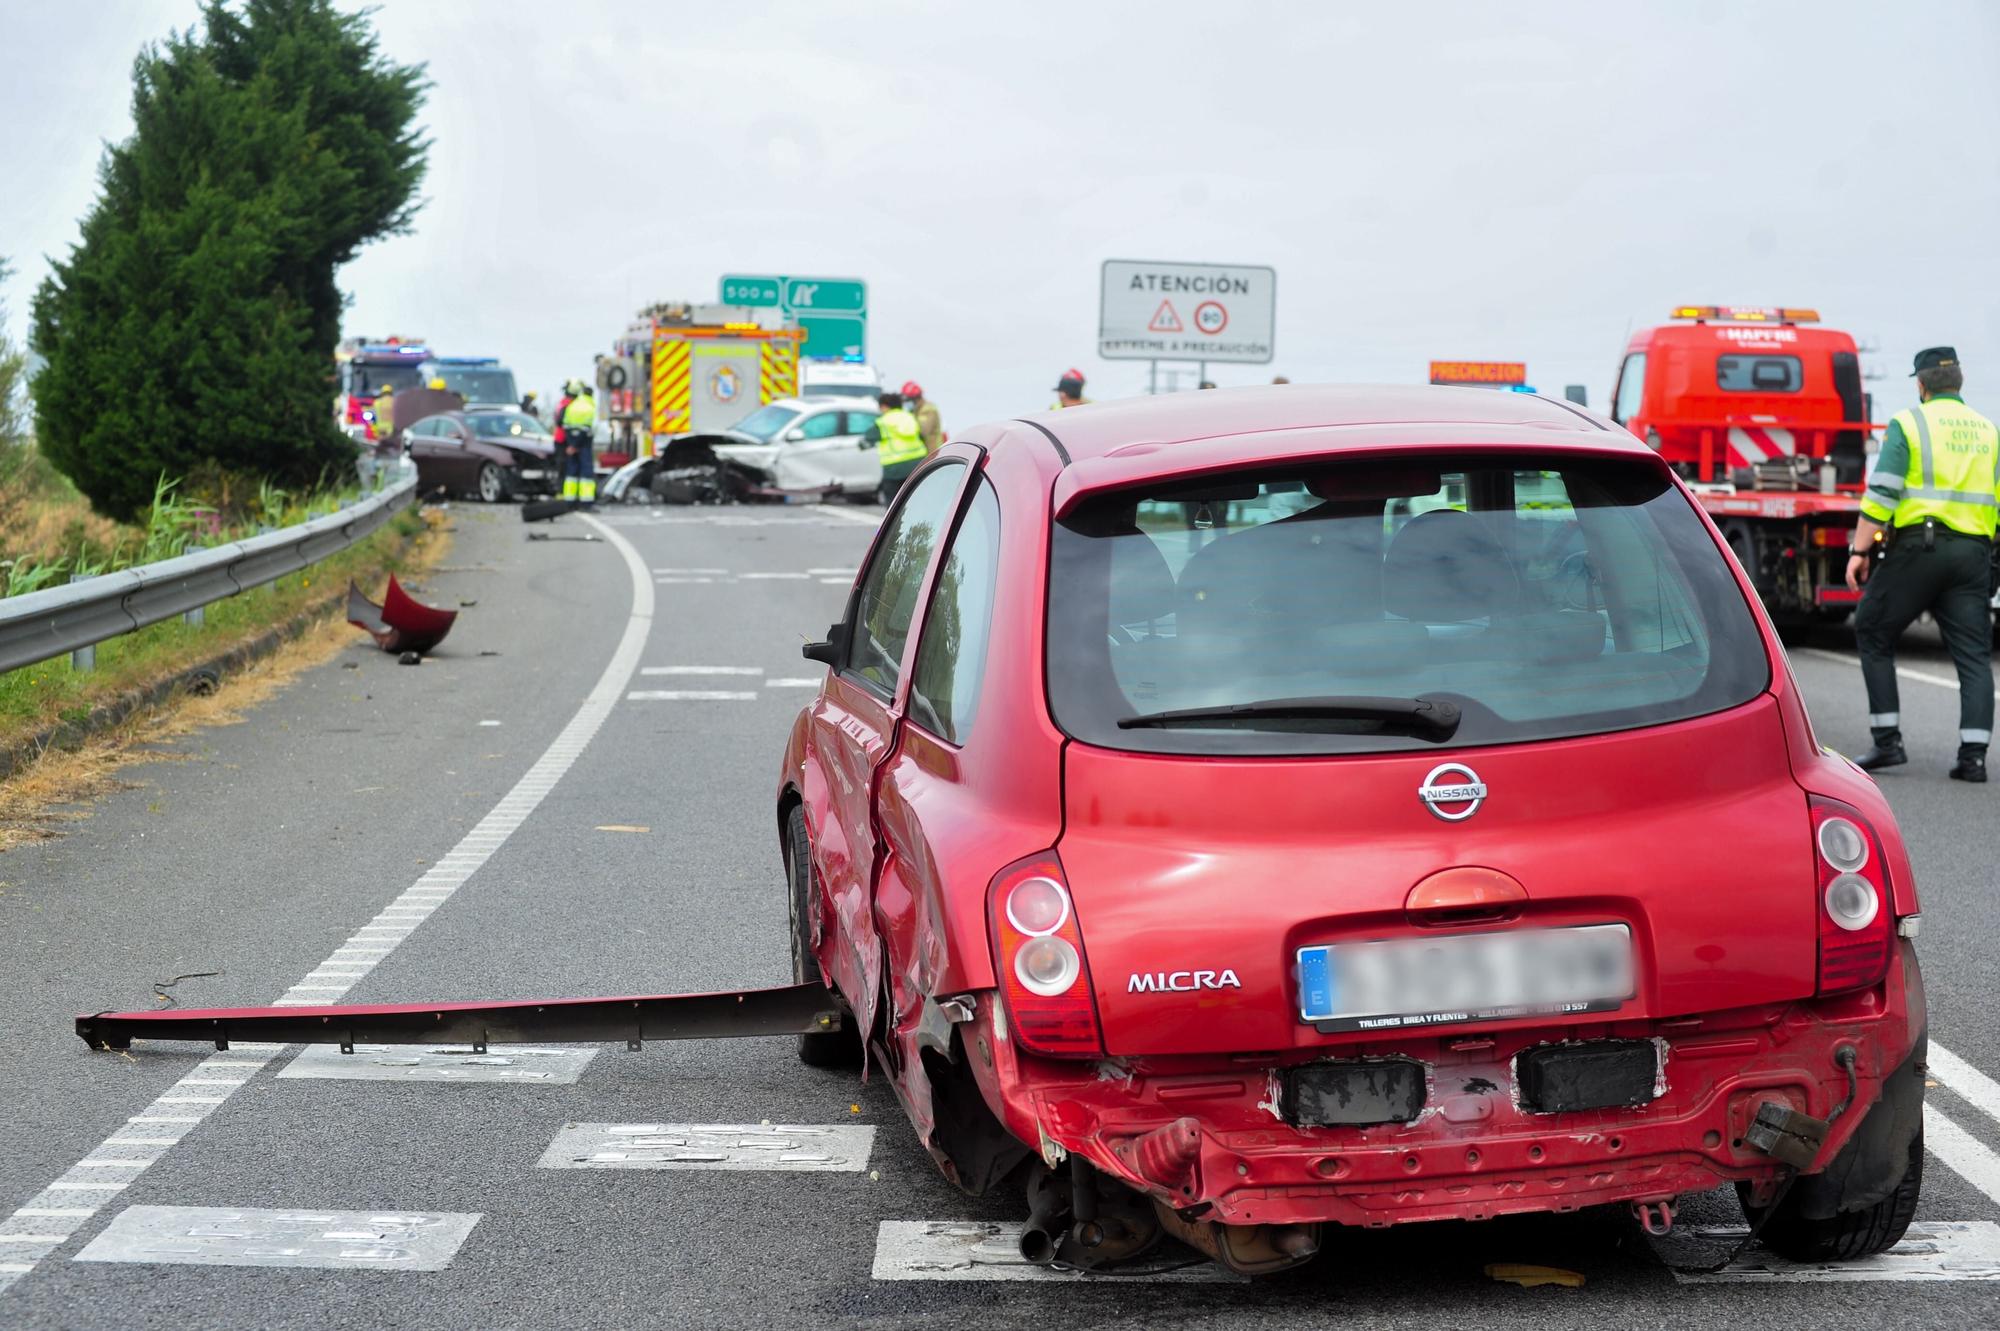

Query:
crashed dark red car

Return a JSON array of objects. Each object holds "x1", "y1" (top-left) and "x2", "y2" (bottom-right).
[{"x1": 776, "y1": 385, "x2": 1926, "y2": 1274}]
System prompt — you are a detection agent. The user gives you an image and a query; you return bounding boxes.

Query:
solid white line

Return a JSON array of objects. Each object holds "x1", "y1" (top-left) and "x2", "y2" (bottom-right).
[
  {"x1": 1796, "y1": 647, "x2": 1966, "y2": 692},
  {"x1": 766, "y1": 678, "x2": 822, "y2": 688},
  {"x1": 817, "y1": 506, "x2": 884, "y2": 526},
  {"x1": 819, "y1": 577, "x2": 852, "y2": 584},
  {"x1": 0, "y1": 511, "x2": 654, "y2": 1300},
  {"x1": 640, "y1": 666, "x2": 764, "y2": 676},
  {"x1": 626, "y1": 690, "x2": 757, "y2": 701},
  {"x1": 1931, "y1": 1043, "x2": 2000, "y2": 1130},
  {"x1": 651, "y1": 567, "x2": 727, "y2": 575},
  {"x1": 1924, "y1": 1103, "x2": 2000, "y2": 1206},
  {"x1": 653, "y1": 577, "x2": 714, "y2": 584}
]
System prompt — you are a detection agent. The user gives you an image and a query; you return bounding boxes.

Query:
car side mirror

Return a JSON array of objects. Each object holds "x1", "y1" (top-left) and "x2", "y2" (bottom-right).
[
  {"x1": 802, "y1": 621, "x2": 849, "y2": 667},
  {"x1": 782, "y1": 427, "x2": 806, "y2": 442}
]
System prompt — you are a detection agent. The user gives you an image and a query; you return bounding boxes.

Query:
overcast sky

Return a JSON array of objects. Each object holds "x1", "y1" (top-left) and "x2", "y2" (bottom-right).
[{"x1": 6, "y1": 1, "x2": 1999, "y2": 429}]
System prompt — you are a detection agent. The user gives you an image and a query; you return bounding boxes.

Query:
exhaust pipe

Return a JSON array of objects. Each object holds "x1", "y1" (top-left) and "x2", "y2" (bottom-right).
[{"x1": 1018, "y1": 1168, "x2": 1072, "y2": 1265}]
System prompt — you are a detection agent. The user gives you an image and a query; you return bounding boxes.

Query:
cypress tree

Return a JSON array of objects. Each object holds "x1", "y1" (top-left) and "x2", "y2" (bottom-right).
[{"x1": 30, "y1": 0, "x2": 428, "y2": 521}]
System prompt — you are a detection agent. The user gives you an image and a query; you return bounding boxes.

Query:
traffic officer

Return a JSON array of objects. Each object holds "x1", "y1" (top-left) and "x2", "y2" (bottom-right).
[
  {"x1": 560, "y1": 383, "x2": 598, "y2": 506},
  {"x1": 862, "y1": 391, "x2": 927, "y2": 503},
  {"x1": 904, "y1": 381, "x2": 944, "y2": 454},
  {"x1": 1847, "y1": 347, "x2": 2000, "y2": 781},
  {"x1": 1052, "y1": 368, "x2": 1090, "y2": 409}
]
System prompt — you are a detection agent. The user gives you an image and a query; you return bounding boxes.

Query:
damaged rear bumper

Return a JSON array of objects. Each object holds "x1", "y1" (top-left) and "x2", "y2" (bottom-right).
[{"x1": 973, "y1": 948, "x2": 1923, "y2": 1230}]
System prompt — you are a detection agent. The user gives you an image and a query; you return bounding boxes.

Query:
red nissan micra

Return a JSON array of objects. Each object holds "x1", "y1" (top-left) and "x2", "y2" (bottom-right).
[{"x1": 777, "y1": 385, "x2": 1925, "y2": 1275}]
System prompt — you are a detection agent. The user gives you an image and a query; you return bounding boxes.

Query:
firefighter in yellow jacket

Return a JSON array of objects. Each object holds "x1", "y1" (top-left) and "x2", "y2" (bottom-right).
[{"x1": 862, "y1": 390, "x2": 927, "y2": 505}]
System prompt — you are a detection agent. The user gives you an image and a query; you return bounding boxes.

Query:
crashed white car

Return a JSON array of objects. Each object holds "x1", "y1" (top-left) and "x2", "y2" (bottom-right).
[{"x1": 602, "y1": 398, "x2": 882, "y2": 504}]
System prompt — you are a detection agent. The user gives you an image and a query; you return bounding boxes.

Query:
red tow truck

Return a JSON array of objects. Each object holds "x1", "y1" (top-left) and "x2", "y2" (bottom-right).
[{"x1": 1610, "y1": 307, "x2": 1880, "y2": 627}]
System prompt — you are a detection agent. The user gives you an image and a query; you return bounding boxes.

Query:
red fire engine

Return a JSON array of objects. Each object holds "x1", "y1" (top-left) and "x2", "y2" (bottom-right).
[
  {"x1": 334, "y1": 336, "x2": 431, "y2": 441},
  {"x1": 1611, "y1": 307, "x2": 1880, "y2": 626}
]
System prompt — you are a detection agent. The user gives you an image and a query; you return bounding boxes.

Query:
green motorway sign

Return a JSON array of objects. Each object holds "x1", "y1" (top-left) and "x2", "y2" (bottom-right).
[
  {"x1": 719, "y1": 274, "x2": 867, "y2": 358},
  {"x1": 719, "y1": 275, "x2": 782, "y2": 306}
]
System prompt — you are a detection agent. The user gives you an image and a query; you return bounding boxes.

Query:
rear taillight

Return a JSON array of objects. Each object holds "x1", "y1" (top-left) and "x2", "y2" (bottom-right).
[
  {"x1": 988, "y1": 854, "x2": 1103, "y2": 1058},
  {"x1": 1811, "y1": 798, "x2": 1894, "y2": 995}
]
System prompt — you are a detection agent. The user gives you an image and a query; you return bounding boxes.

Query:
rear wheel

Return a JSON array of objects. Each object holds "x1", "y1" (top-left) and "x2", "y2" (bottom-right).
[
  {"x1": 785, "y1": 804, "x2": 863, "y2": 1069},
  {"x1": 476, "y1": 463, "x2": 507, "y2": 503},
  {"x1": 1742, "y1": 1131, "x2": 1923, "y2": 1262}
]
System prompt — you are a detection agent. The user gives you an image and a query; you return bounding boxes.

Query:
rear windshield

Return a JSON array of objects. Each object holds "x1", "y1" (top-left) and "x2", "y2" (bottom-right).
[
  {"x1": 1046, "y1": 452, "x2": 1769, "y2": 755},
  {"x1": 1716, "y1": 354, "x2": 1802, "y2": 393}
]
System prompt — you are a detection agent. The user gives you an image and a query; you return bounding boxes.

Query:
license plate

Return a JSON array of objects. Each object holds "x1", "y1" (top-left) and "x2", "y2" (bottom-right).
[
  {"x1": 518, "y1": 469, "x2": 546, "y2": 480},
  {"x1": 1297, "y1": 923, "x2": 1634, "y2": 1033}
]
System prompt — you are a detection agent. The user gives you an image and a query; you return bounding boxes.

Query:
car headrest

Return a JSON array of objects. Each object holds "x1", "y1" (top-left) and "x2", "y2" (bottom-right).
[
  {"x1": 1381, "y1": 509, "x2": 1518, "y2": 623},
  {"x1": 1107, "y1": 530, "x2": 1177, "y2": 628}
]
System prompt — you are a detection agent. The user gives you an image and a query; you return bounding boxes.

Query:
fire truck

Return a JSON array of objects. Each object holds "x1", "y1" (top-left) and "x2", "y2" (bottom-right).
[
  {"x1": 596, "y1": 303, "x2": 802, "y2": 470},
  {"x1": 334, "y1": 336, "x2": 431, "y2": 440},
  {"x1": 1610, "y1": 306, "x2": 1880, "y2": 626}
]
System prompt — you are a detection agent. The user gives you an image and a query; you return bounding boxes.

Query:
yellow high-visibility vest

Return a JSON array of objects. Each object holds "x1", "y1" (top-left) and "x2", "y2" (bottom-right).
[
  {"x1": 874, "y1": 409, "x2": 926, "y2": 467},
  {"x1": 1863, "y1": 397, "x2": 2000, "y2": 538}
]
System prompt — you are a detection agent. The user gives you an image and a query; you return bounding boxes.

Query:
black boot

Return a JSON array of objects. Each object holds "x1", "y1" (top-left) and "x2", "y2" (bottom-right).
[
  {"x1": 1855, "y1": 730, "x2": 1907, "y2": 771},
  {"x1": 1951, "y1": 746, "x2": 1988, "y2": 783}
]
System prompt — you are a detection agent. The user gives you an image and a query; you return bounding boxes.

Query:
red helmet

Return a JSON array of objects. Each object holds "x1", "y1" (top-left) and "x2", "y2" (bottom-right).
[
  {"x1": 1064, "y1": 367, "x2": 1086, "y2": 383},
  {"x1": 901, "y1": 380, "x2": 923, "y2": 399}
]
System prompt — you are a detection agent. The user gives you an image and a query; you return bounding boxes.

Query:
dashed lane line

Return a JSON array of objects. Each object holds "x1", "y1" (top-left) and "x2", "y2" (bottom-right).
[
  {"x1": 640, "y1": 666, "x2": 764, "y2": 676},
  {"x1": 1795, "y1": 646, "x2": 1966, "y2": 692},
  {"x1": 626, "y1": 690, "x2": 757, "y2": 701},
  {"x1": 0, "y1": 512, "x2": 652, "y2": 1299}
]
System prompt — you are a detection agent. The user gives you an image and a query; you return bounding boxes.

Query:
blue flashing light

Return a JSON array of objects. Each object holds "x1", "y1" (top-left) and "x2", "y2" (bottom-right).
[
  {"x1": 840, "y1": 353, "x2": 865, "y2": 363},
  {"x1": 1508, "y1": 384, "x2": 1539, "y2": 393}
]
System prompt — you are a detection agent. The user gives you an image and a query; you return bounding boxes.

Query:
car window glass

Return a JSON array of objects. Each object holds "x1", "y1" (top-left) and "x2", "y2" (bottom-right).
[
  {"x1": 1717, "y1": 354, "x2": 1802, "y2": 393},
  {"x1": 1612, "y1": 353, "x2": 1646, "y2": 422},
  {"x1": 909, "y1": 478, "x2": 1001, "y2": 743},
  {"x1": 408, "y1": 417, "x2": 442, "y2": 437},
  {"x1": 847, "y1": 464, "x2": 963, "y2": 697},
  {"x1": 797, "y1": 412, "x2": 843, "y2": 440},
  {"x1": 1047, "y1": 454, "x2": 1767, "y2": 756},
  {"x1": 843, "y1": 411, "x2": 880, "y2": 435}
]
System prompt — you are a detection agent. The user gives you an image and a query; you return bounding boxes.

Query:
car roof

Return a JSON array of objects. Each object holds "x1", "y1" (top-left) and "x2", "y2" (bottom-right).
[
  {"x1": 1009, "y1": 385, "x2": 1647, "y2": 513},
  {"x1": 1022, "y1": 385, "x2": 1618, "y2": 461}
]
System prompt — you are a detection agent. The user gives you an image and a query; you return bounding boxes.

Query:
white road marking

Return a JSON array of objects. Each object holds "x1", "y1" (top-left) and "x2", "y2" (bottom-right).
[
  {"x1": 1667, "y1": 1219, "x2": 2000, "y2": 1282},
  {"x1": 740, "y1": 571, "x2": 810, "y2": 580},
  {"x1": 653, "y1": 577, "x2": 715, "y2": 584},
  {"x1": 538, "y1": 1124, "x2": 876, "y2": 1172},
  {"x1": 819, "y1": 577, "x2": 852, "y2": 584},
  {"x1": 871, "y1": 1221, "x2": 1234, "y2": 1282},
  {"x1": 1796, "y1": 647, "x2": 1966, "y2": 692},
  {"x1": 1930, "y1": 1043, "x2": 2000, "y2": 1126},
  {"x1": 626, "y1": 690, "x2": 757, "y2": 701},
  {"x1": 817, "y1": 506, "x2": 886, "y2": 527},
  {"x1": 278, "y1": 1044, "x2": 596, "y2": 1084},
  {"x1": 1924, "y1": 1102, "x2": 2000, "y2": 1205},
  {"x1": 73, "y1": 1206, "x2": 481, "y2": 1273},
  {"x1": 640, "y1": 666, "x2": 764, "y2": 676},
  {"x1": 766, "y1": 678, "x2": 822, "y2": 688},
  {"x1": 478, "y1": 719, "x2": 502, "y2": 727},
  {"x1": 651, "y1": 567, "x2": 727, "y2": 575},
  {"x1": 0, "y1": 513, "x2": 652, "y2": 1298}
]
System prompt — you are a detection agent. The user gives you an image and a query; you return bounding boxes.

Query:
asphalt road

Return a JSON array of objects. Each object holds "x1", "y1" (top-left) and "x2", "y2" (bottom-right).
[{"x1": 4, "y1": 500, "x2": 2000, "y2": 1329}]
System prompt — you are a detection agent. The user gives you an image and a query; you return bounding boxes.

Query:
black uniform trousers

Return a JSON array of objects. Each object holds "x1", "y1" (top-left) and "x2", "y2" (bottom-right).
[{"x1": 1853, "y1": 523, "x2": 1994, "y2": 757}]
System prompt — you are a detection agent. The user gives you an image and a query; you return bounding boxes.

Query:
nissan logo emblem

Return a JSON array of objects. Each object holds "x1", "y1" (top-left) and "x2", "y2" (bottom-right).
[{"x1": 1419, "y1": 763, "x2": 1487, "y2": 821}]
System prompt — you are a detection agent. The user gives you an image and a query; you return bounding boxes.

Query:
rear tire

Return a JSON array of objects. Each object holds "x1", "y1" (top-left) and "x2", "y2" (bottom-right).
[
  {"x1": 786, "y1": 804, "x2": 863, "y2": 1070},
  {"x1": 1743, "y1": 1130, "x2": 1923, "y2": 1262}
]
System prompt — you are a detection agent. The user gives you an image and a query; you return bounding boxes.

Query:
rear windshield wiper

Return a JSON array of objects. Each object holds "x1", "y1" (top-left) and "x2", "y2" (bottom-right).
[{"x1": 1116, "y1": 695, "x2": 1462, "y2": 737}]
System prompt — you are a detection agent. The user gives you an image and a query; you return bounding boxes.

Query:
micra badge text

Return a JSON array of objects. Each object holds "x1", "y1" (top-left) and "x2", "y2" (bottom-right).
[{"x1": 1128, "y1": 970, "x2": 1242, "y2": 993}]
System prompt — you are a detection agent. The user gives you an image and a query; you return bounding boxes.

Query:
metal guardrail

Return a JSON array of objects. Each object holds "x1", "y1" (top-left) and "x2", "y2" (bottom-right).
[{"x1": 0, "y1": 472, "x2": 417, "y2": 675}]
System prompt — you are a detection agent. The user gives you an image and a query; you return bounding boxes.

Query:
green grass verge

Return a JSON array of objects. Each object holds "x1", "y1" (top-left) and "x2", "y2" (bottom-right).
[{"x1": 0, "y1": 506, "x2": 429, "y2": 748}]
